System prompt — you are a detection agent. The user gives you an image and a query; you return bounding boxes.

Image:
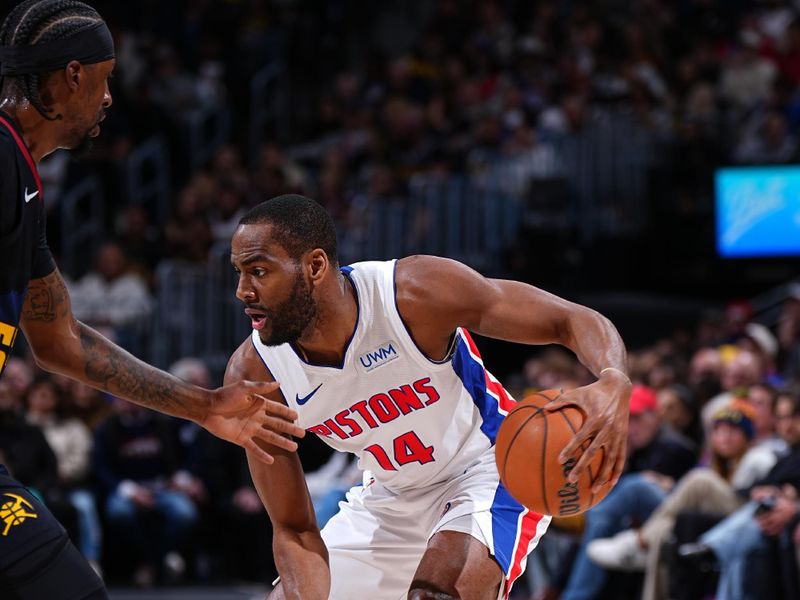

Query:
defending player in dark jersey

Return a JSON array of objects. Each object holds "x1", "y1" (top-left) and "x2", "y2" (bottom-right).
[{"x1": 0, "y1": 2, "x2": 304, "y2": 597}]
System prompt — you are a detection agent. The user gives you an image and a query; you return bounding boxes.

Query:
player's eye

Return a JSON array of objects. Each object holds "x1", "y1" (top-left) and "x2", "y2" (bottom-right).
[{"x1": 252, "y1": 268, "x2": 266, "y2": 277}]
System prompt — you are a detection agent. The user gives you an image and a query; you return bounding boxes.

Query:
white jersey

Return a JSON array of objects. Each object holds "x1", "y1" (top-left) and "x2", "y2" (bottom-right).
[{"x1": 251, "y1": 259, "x2": 516, "y2": 491}]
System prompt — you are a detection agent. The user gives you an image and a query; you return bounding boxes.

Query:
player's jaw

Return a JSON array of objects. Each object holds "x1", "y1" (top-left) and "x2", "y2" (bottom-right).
[
  {"x1": 63, "y1": 108, "x2": 105, "y2": 157},
  {"x1": 246, "y1": 270, "x2": 318, "y2": 347}
]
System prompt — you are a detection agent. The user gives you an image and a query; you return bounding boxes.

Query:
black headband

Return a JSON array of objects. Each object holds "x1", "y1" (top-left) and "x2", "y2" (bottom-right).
[{"x1": 0, "y1": 21, "x2": 114, "y2": 76}]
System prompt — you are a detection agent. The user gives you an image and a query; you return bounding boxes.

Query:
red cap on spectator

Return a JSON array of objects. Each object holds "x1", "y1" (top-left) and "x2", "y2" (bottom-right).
[{"x1": 629, "y1": 385, "x2": 658, "y2": 415}]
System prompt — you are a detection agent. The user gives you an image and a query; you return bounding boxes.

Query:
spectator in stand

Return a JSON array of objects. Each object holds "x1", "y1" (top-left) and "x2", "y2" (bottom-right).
[
  {"x1": 202, "y1": 434, "x2": 275, "y2": 584},
  {"x1": 739, "y1": 322, "x2": 781, "y2": 386},
  {"x1": 778, "y1": 283, "x2": 800, "y2": 379},
  {"x1": 67, "y1": 380, "x2": 112, "y2": 432},
  {"x1": 688, "y1": 346, "x2": 723, "y2": 406},
  {"x1": 557, "y1": 385, "x2": 697, "y2": 600},
  {"x1": 114, "y1": 204, "x2": 163, "y2": 280},
  {"x1": 209, "y1": 144, "x2": 249, "y2": 193},
  {"x1": 209, "y1": 184, "x2": 247, "y2": 245},
  {"x1": 678, "y1": 392, "x2": 800, "y2": 600},
  {"x1": 0, "y1": 379, "x2": 59, "y2": 502},
  {"x1": 587, "y1": 399, "x2": 778, "y2": 600},
  {"x1": 702, "y1": 349, "x2": 766, "y2": 433},
  {"x1": 0, "y1": 378, "x2": 78, "y2": 550},
  {"x1": 92, "y1": 398, "x2": 198, "y2": 587},
  {"x1": 657, "y1": 383, "x2": 703, "y2": 447},
  {"x1": 68, "y1": 240, "x2": 153, "y2": 347},
  {"x1": 162, "y1": 177, "x2": 215, "y2": 264},
  {"x1": 772, "y1": 17, "x2": 800, "y2": 85},
  {"x1": 718, "y1": 32, "x2": 778, "y2": 114},
  {"x1": 165, "y1": 358, "x2": 212, "y2": 507},
  {"x1": 748, "y1": 383, "x2": 789, "y2": 456},
  {"x1": 734, "y1": 110, "x2": 798, "y2": 164},
  {"x1": 24, "y1": 375, "x2": 102, "y2": 574},
  {"x1": 2, "y1": 356, "x2": 33, "y2": 406}
]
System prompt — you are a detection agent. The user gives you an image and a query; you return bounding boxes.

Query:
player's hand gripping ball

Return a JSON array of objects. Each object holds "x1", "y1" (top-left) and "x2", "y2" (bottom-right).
[{"x1": 495, "y1": 389, "x2": 615, "y2": 516}]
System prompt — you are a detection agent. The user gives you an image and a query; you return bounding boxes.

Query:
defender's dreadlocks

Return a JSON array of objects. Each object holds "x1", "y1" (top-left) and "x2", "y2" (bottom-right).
[{"x1": 0, "y1": 0, "x2": 103, "y2": 119}]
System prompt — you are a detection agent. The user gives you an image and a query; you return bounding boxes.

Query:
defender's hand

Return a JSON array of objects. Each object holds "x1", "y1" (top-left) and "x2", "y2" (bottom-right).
[
  {"x1": 545, "y1": 371, "x2": 632, "y2": 493},
  {"x1": 202, "y1": 380, "x2": 306, "y2": 463}
]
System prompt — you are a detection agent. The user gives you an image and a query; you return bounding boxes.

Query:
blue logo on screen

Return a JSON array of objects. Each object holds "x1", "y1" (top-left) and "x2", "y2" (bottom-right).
[{"x1": 715, "y1": 166, "x2": 800, "y2": 258}]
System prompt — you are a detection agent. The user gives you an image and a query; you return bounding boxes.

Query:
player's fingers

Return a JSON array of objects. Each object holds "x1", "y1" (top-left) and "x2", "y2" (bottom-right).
[
  {"x1": 243, "y1": 380, "x2": 282, "y2": 395},
  {"x1": 608, "y1": 444, "x2": 626, "y2": 488},
  {"x1": 568, "y1": 441, "x2": 602, "y2": 483},
  {"x1": 244, "y1": 438, "x2": 275, "y2": 465},
  {"x1": 603, "y1": 436, "x2": 627, "y2": 490},
  {"x1": 254, "y1": 428, "x2": 299, "y2": 452},
  {"x1": 591, "y1": 443, "x2": 616, "y2": 493},
  {"x1": 543, "y1": 396, "x2": 577, "y2": 412},
  {"x1": 254, "y1": 395, "x2": 299, "y2": 422},
  {"x1": 558, "y1": 422, "x2": 595, "y2": 463},
  {"x1": 261, "y1": 414, "x2": 306, "y2": 438}
]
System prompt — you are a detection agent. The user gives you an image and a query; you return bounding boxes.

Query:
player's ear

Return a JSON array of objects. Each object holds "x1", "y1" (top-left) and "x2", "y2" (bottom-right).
[
  {"x1": 306, "y1": 248, "x2": 328, "y2": 286},
  {"x1": 57, "y1": 61, "x2": 83, "y2": 92}
]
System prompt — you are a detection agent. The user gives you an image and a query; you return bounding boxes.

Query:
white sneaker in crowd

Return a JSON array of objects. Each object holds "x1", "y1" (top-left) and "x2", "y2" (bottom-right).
[{"x1": 586, "y1": 528, "x2": 648, "y2": 572}]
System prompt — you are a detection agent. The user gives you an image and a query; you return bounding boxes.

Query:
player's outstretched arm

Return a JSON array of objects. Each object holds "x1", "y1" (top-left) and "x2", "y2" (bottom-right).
[
  {"x1": 226, "y1": 341, "x2": 330, "y2": 600},
  {"x1": 20, "y1": 268, "x2": 305, "y2": 462},
  {"x1": 395, "y1": 255, "x2": 632, "y2": 492}
]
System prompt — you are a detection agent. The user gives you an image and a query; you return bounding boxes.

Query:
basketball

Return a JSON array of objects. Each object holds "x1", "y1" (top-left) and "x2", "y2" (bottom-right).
[{"x1": 495, "y1": 389, "x2": 614, "y2": 517}]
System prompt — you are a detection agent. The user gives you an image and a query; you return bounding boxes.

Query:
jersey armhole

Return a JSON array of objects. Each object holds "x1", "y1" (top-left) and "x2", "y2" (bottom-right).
[
  {"x1": 249, "y1": 334, "x2": 289, "y2": 406},
  {"x1": 389, "y1": 259, "x2": 457, "y2": 369}
]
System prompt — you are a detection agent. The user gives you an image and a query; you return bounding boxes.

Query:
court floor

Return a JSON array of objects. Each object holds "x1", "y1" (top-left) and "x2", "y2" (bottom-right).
[{"x1": 108, "y1": 585, "x2": 270, "y2": 600}]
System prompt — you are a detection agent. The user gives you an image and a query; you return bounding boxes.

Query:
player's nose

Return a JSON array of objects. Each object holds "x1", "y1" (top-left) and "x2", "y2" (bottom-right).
[{"x1": 235, "y1": 276, "x2": 257, "y2": 302}]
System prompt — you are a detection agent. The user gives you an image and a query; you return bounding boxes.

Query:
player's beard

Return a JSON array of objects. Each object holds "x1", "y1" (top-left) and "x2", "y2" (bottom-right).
[
  {"x1": 66, "y1": 115, "x2": 101, "y2": 160},
  {"x1": 258, "y1": 269, "x2": 317, "y2": 347}
]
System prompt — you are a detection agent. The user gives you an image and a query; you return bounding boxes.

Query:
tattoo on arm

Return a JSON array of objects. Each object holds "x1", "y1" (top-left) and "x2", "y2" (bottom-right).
[
  {"x1": 78, "y1": 325, "x2": 197, "y2": 419},
  {"x1": 23, "y1": 271, "x2": 204, "y2": 420},
  {"x1": 22, "y1": 271, "x2": 70, "y2": 322}
]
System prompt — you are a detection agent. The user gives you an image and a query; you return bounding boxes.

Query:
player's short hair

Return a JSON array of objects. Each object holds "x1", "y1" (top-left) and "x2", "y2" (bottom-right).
[
  {"x1": 0, "y1": 0, "x2": 105, "y2": 119},
  {"x1": 239, "y1": 194, "x2": 338, "y2": 264}
]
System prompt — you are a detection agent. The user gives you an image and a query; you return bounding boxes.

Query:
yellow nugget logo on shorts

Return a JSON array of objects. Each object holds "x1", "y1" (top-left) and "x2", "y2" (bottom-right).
[{"x1": 0, "y1": 493, "x2": 38, "y2": 536}]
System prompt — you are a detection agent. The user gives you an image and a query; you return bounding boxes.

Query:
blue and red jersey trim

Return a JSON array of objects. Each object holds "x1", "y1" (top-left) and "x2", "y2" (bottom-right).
[
  {"x1": 450, "y1": 327, "x2": 549, "y2": 597},
  {"x1": 450, "y1": 328, "x2": 515, "y2": 443}
]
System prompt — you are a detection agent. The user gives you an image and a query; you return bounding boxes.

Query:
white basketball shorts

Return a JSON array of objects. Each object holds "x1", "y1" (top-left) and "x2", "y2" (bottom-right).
[{"x1": 320, "y1": 448, "x2": 550, "y2": 600}]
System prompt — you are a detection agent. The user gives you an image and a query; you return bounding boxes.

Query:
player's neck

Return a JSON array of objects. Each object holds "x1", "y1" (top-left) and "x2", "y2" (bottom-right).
[
  {"x1": 292, "y1": 273, "x2": 358, "y2": 366},
  {"x1": 0, "y1": 100, "x2": 61, "y2": 163}
]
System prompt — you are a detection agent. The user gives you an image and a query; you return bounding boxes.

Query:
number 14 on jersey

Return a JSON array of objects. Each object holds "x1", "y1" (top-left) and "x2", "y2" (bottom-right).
[{"x1": 364, "y1": 431, "x2": 435, "y2": 471}]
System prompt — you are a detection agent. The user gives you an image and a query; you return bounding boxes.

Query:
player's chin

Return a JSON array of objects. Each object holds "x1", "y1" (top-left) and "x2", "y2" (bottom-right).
[{"x1": 69, "y1": 135, "x2": 95, "y2": 159}]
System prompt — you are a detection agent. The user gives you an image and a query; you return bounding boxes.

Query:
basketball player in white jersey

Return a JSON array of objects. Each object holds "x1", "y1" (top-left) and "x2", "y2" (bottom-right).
[{"x1": 226, "y1": 195, "x2": 632, "y2": 600}]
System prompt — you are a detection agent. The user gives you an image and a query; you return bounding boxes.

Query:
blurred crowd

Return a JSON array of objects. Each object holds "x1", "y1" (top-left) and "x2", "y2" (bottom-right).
[
  {"x1": 6, "y1": 0, "x2": 800, "y2": 596},
  {"x1": 4, "y1": 261, "x2": 800, "y2": 598},
  {"x1": 502, "y1": 289, "x2": 800, "y2": 600},
  {"x1": 35, "y1": 0, "x2": 800, "y2": 289}
]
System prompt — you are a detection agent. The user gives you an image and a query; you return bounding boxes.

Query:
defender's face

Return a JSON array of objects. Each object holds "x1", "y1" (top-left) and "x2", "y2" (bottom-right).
[
  {"x1": 231, "y1": 224, "x2": 317, "y2": 346},
  {"x1": 62, "y1": 58, "x2": 114, "y2": 151}
]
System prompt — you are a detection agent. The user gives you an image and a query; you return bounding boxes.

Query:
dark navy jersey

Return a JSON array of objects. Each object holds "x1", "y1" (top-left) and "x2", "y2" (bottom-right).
[{"x1": 0, "y1": 111, "x2": 55, "y2": 376}]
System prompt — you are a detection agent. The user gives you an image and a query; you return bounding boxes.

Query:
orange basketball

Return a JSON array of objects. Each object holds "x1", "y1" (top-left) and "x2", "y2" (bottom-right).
[{"x1": 495, "y1": 389, "x2": 614, "y2": 516}]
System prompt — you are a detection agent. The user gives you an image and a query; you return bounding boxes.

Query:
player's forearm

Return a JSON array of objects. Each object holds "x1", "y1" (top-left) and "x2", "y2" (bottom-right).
[
  {"x1": 563, "y1": 307, "x2": 629, "y2": 378},
  {"x1": 273, "y1": 528, "x2": 330, "y2": 600},
  {"x1": 38, "y1": 320, "x2": 211, "y2": 422},
  {"x1": 21, "y1": 269, "x2": 212, "y2": 422}
]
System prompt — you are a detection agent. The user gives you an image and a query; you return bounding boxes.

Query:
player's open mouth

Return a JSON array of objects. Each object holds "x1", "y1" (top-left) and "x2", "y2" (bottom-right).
[{"x1": 245, "y1": 308, "x2": 267, "y2": 330}]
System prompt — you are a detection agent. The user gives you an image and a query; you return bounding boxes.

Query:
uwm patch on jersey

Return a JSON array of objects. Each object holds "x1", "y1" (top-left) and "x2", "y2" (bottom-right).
[{"x1": 358, "y1": 340, "x2": 400, "y2": 372}]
